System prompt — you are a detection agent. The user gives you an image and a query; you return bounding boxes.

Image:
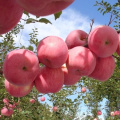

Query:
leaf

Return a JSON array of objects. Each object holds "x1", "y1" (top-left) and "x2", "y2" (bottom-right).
[
  {"x1": 54, "y1": 11, "x2": 62, "y2": 20},
  {"x1": 28, "y1": 45, "x2": 33, "y2": 51},
  {"x1": 39, "y1": 18, "x2": 52, "y2": 24},
  {"x1": 26, "y1": 18, "x2": 35, "y2": 24}
]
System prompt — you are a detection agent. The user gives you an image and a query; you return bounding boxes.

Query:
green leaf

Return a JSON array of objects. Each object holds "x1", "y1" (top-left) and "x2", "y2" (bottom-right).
[
  {"x1": 39, "y1": 18, "x2": 52, "y2": 24},
  {"x1": 28, "y1": 45, "x2": 33, "y2": 51},
  {"x1": 26, "y1": 18, "x2": 35, "y2": 24},
  {"x1": 54, "y1": 11, "x2": 62, "y2": 20}
]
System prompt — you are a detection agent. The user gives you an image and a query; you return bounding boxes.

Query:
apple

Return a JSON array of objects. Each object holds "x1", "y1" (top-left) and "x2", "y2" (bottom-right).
[
  {"x1": 40, "y1": 96, "x2": 45, "y2": 102},
  {"x1": 116, "y1": 33, "x2": 120, "y2": 56},
  {"x1": 81, "y1": 87, "x2": 86, "y2": 93},
  {"x1": 93, "y1": 118, "x2": 98, "y2": 120},
  {"x1": 110, "y1": 111, "x2": 115, "y2": 116},
  {"x1": 88, "y1": 25, "x2": 119, "y2": 58},
  {"x1": 9, "y1": 104, "x2": 16, "y2": 109},
  {"x1": 5, "y1": 79, "x2": 33, "y2": 97},
  {"x1": 29, "y1": 99, "x2": 35, "y2": 103},
  {"x1": 65, "y1": 29, "x2": 88, "y2": 49},
  {"x1": 16, "y1": 0, "x2": 74, "y2": 17},
  {"x1": 66, "y1": 46, "x2": 96, "y2": 76},
  {"x1": 0, "y1": 0, "x2": 23, "y2": 34},
  {"x1": 62, "y1": 65, "x2": 81, "y2": 85},
  {"x1": 97, "y1": 110, "x2": 102, "y2": 115},
  {"x1": 1, "y1": 107, "x2": 13, "y2": 116},
  {"x1": 37, "y1": 36, "x2": 68, "y2": 68},
  {"x1": 34, "y1": 66, "x2": 64, "y2": 93},
  {"x1": 53, "y1": 106, "x2": 58, "y2": 112},
  {"x1": 114, "y1": 110, "x2": 119, "y2": 116},
  {"x1": 3, "y1": 98, "x2": 9, "y2": 105},
  {"x1": 89, "y1": 56, "x2": 115, "y2": 81},
  {"x1": 3, "y1": 49, "x2": 39, "y2": 86}
]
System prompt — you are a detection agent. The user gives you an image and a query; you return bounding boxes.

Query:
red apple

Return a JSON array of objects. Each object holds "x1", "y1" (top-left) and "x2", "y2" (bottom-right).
[
  {"x1": 40, "y1": 96, "x2": 45, "y2": 102},
  {"x1": 115, "y1": 111, "x2": 120, "y2": 116},
  {"x1": 62, "y1": 64, "x2": 81, "y2": 85},
  {"x1": 89, "y1": 56, "x2": 115, "y2": 81},
  {"x1": 88, "y1": 25, "x2": 119, "y2": 58},
  {"x1": 9, "y1": 104, "x2": 16, "y2": 109},
  {"x1": 81, "y1": 87, "x2": 86, "y2": 93},
  {"x1": 29, "y1": 99, "x2": 35, "y2": 103},
  {"x1": 65, "y1": 29, "x2": 88, "y2": 49},
  {"x1": 110, "y1": 111, "x2": 115, "y2": 116},
  {"x1": 1, "y1": 107, "x2": 13, "y2": 116},
  {"x1": 3, "y1": 98, "x2": 9, "y2": 105},
  {"x1": 116, "y1": 33, "x2": 120, "y2": 56},
  {"x1": 16, "y1": 0, "x2": 74, "y2": 16},
  {"x1": 0, "y1": 0, "x2": 23, "y2": 34},
  {"x1": 34, "y1": 66, "x2": 64, "y2": 93},
  {"x1": 97, "y1": 110, "x2": 102, "y2": 115},
  {"x1": 3, "y1": 49, "x2": 39, "y2": 86},
  {"x1": 37, "y1": 36, "x2": 68, "y2": 68},
  {"x1": 5, "y1": 79, "x2": 33, "y2": 97},
  {"x1": 53, "y1": 106, "x2": 58, "y2": 112},
  {"x1": 66, "y1": 46, "x2": 96, "y2": 76}
]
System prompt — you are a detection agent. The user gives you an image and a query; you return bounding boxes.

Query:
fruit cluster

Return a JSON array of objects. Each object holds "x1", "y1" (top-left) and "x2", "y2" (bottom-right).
[
  {"x1": 3, "y1": 25, "x2": 120, "y2": 98},
  {"x1": 0, "y1": 0, "x2": 74, "y2": 35}
]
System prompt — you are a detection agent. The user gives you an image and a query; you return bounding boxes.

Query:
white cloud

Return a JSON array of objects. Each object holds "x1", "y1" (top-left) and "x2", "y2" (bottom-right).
[{"x1": 14, "y1": 8, "x2": 99, "y2": 47}]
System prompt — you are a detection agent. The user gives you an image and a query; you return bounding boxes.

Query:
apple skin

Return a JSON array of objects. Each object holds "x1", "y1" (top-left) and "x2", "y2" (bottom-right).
[
  {"x1": 16, "y1": 0, "x2": 74, "y2": 17},
  {"x1": 40, "y1": 96, "x2": 45, "y2": 102},
  {"x1": 37, "y1": 36, "x2": 68, "y2": 68},
  {"x1": 34, "y1": 66, "x2": 64, "y2": 93},
  {"x1": 62, "y1": 66, "x2": 81, "y2": 85},
  {"x1": 5, "y1": 79, "x2": 33, "y2": 97},
  {"x1": 116, "y1": 34, "x2": 120, "y2": 56},
  {"x1": 66, "y1": 46, "x2": 96, "y2": 76},
  {"x1": 110, "y1": 111, "x2": 115, "y2": 116},
  {"x1": 114, "y1": 111, "x2": 120, "y2": 116},
  {"x1": 3, "y1": 98, "x2": 9, "y2": 105},
  {"x1": 97, "y1": 110, "x2": 102, "y2": 115},
  {"x1": 53, "y1": 106, "x2": 58, "y2": 112},
  {"x1": 1, "y1": 107, "x2": 13, "y2": 116},
  {"x1": 88, "y1": 25, "x2": 119, "y2": 58},
  {"x1": 89, "y1": 56, "x2": 115, "y2": 81},
  {"x1": 3, "y1": 49, "x2": 39, "y2": 86},
  {"x1": 65, "y1": 30, "x2": 88, "y2": 49},
  {"x1": 0, "y1": 0, "x2": 23, "y2": 34},
  {"x1": 81, "y1": 87, "x2": 86, "y2": 93},
  {"x1": 30, "y1": 99, "x2": 35, "y2": 104}
]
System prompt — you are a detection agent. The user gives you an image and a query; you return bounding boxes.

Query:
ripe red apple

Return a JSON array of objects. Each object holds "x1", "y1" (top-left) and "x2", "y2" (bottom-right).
[
  {"x1": 0, "y1": 0, "x2": 23, "y2": 34},
  {"x1": 29, "y1": 99, "x2": 35, "y2": 103},
  {"x1": 37, "y1": 36, "x2": 68, "y2": 68},
  {"x1": 65, "y1": 29, "x2": 88, "y2": 49},
  {"x1": 3, "y1": 98, "x2": 9, "y2": 105},
  {"x1": 5, "y1": 79, "x2": 33, "y2": 97},
  {"x1": 110, "y1": 111, "x2": 115, "y2": 116},
  {"x1": 88, "y1": 25, "x2": 119, "y2": 58},
  {"x1": 3, "y1": 49, "x2": 39, "y2": 86},
  {"x1": 16, "y1": 0, "x2": 74, "y2": 17},
  {"x1": 81, "y1": 87, "x2": 86, "y2": 93},
  {"x1": 114, "y1": 111, "x2": 120, "y2": 116},
  {"x1": 97, "y1": 110, "x2": 102, "y2": 115},
  {"x1": 40, "y1": 96, "x2": 45, "y2": 102},
  {"x1": 34, "y1": 66, "x2": 64, "y2": 93},
  {"x1": 66, "y1": 46, "x2": 96, "y2": 76},
  {"x1": 62, "y1": 65, "x2": 81, "y2": 85},
  {"x1": 1, "y1": 107, "x2": 13, "y2": 116},
  {"x1": 89, "y1": 56, "x2": 115, "y2": 81},
  {"x1": 9, "y1": 104, "x2": 16, "y2": 109},
  {"x1": 116, "y1": 33, "x2": 120, "y2": 56},
  {"x1": 53, "y1": 106, "x2": 58, "y2": 112}
]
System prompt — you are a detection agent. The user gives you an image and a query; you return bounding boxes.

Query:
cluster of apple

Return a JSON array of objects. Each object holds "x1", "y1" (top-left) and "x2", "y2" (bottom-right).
[
  {"x1": 0, "y1": 0, "x2": 74, "y2": 35},
  {"x1": 3, "y1": 25, "x2": 120, "y2": 97},
  {"x1": 0, "y1": 98, "x2": 19, "y2": 117}
]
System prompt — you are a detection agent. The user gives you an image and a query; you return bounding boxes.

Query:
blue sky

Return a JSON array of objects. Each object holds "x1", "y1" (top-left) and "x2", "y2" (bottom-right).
[{"x1": 13, "y1": 1, "x2": 118, "y2": 119}]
